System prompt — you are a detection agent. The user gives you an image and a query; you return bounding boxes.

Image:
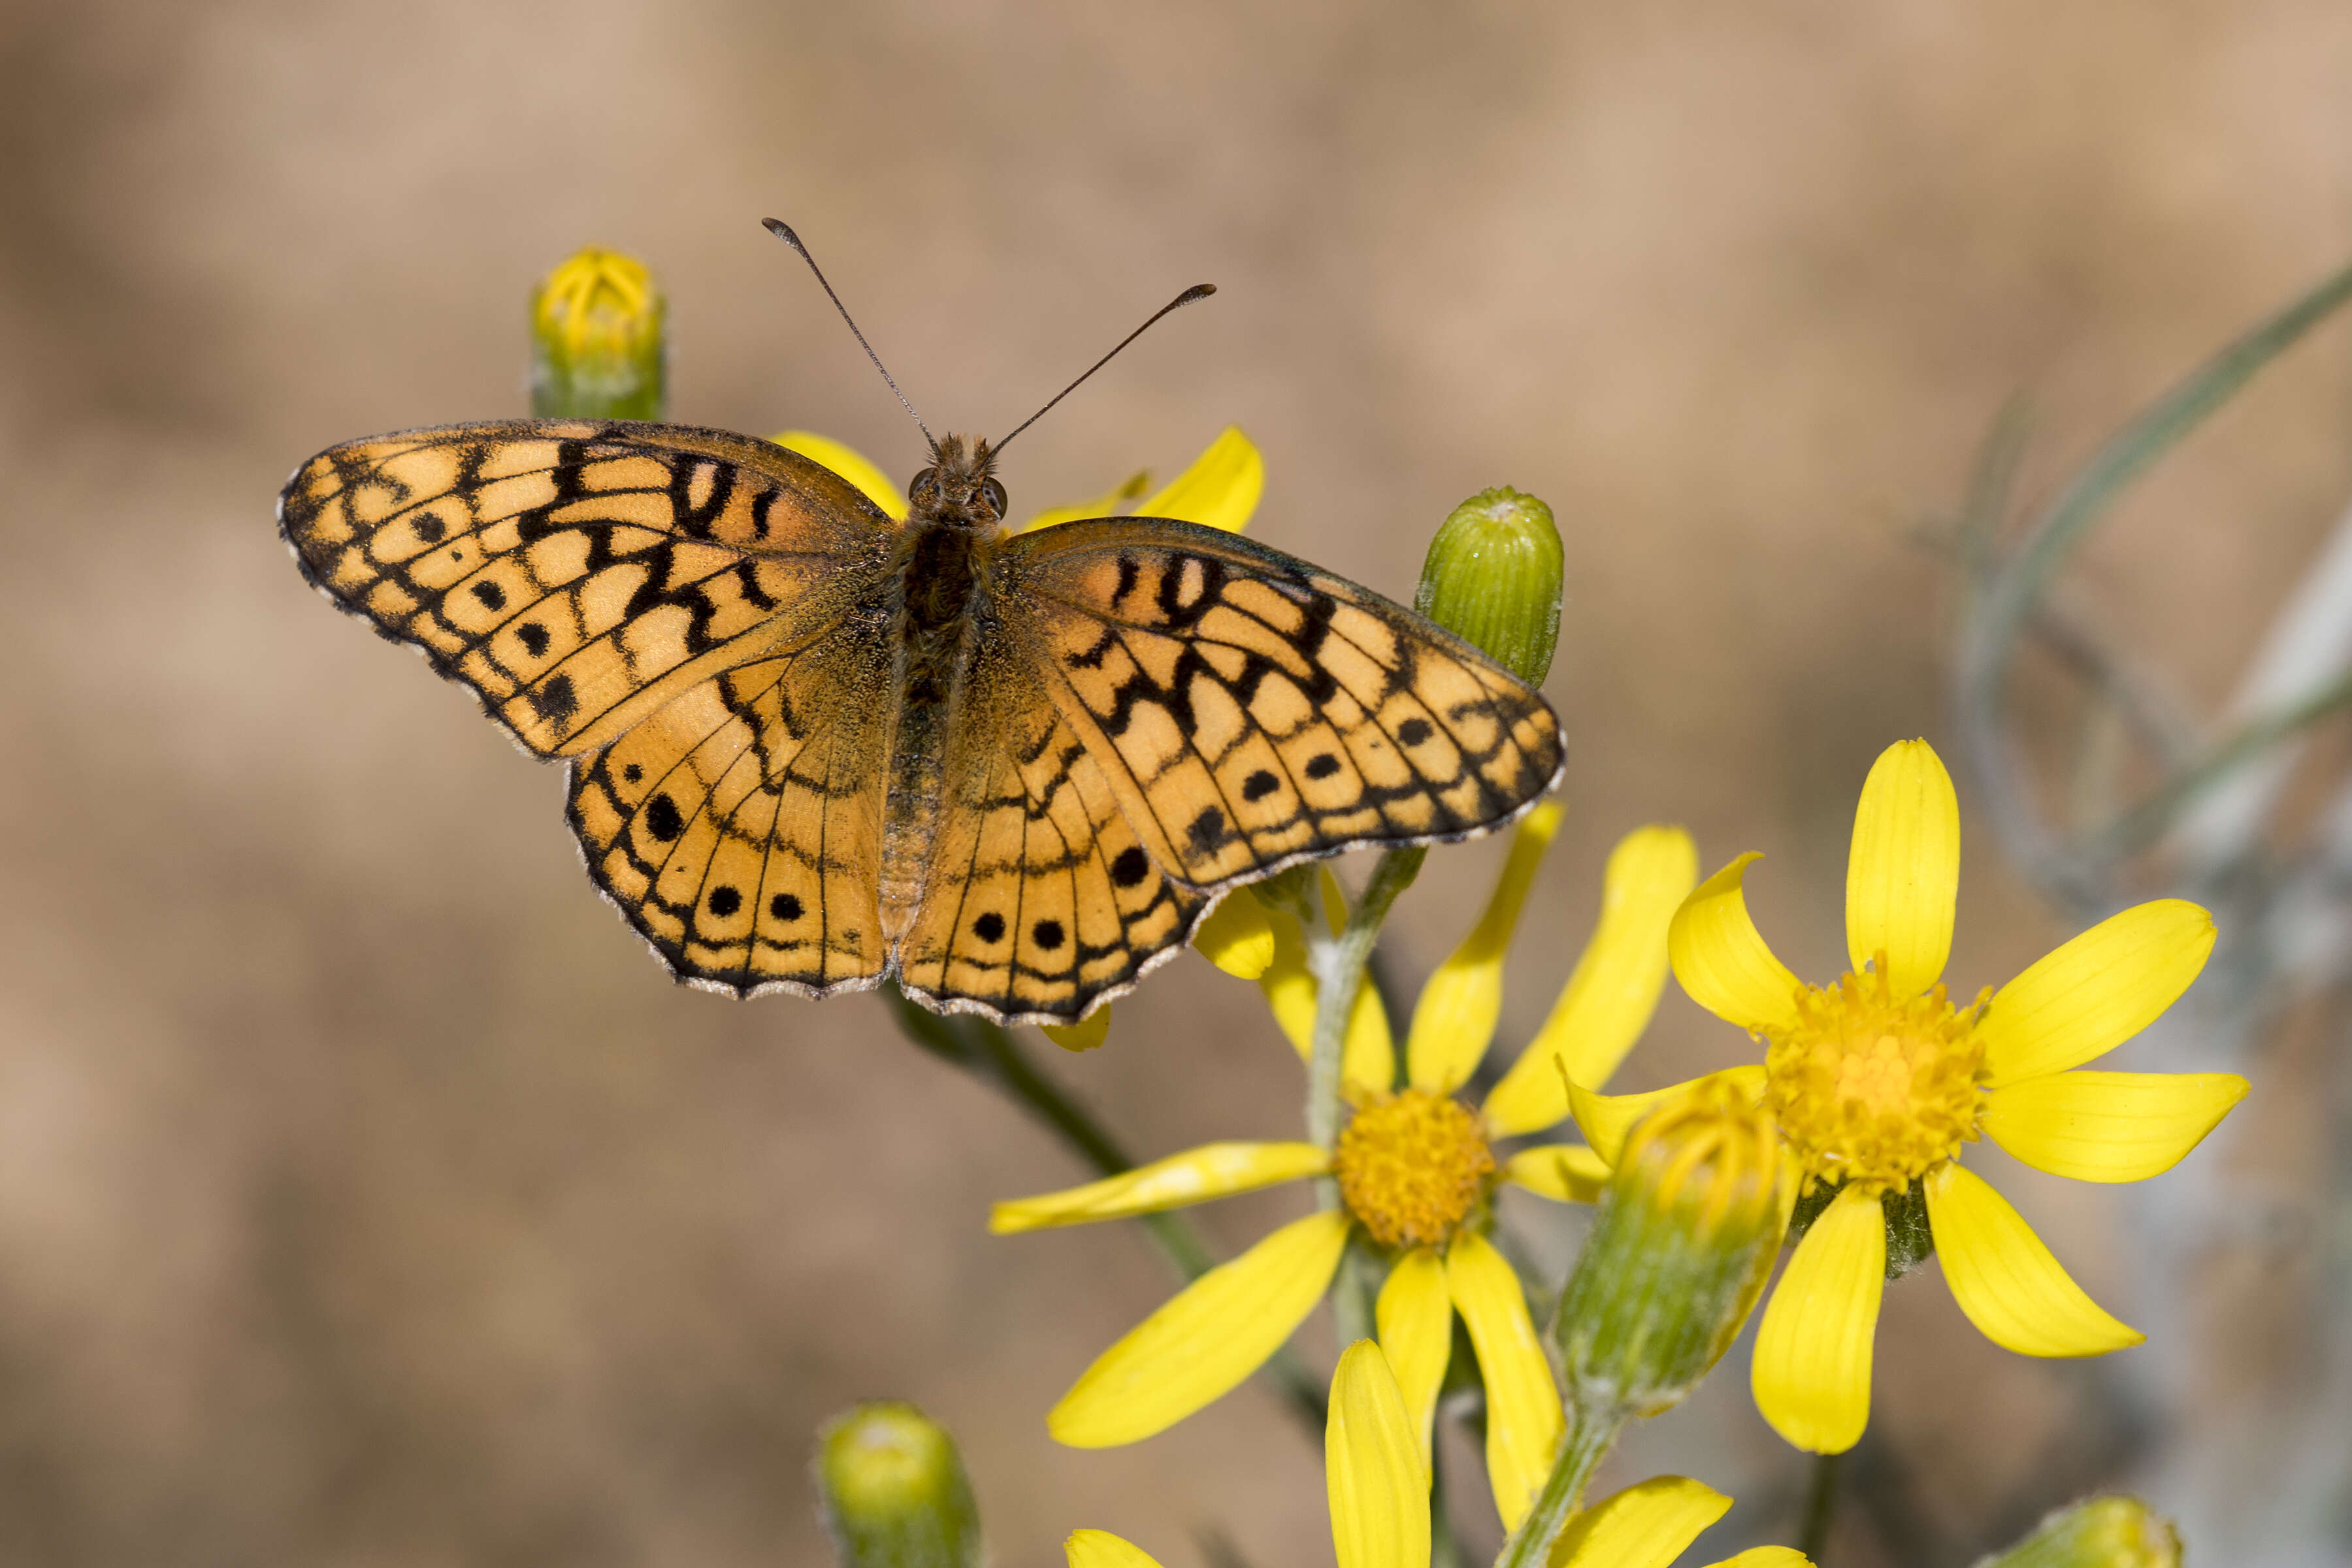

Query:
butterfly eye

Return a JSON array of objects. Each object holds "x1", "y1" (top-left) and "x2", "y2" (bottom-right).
[
  {"x1": 981, "y1": 478, "x2": 1008, "y2": 517},
  {"x1": 909, "y1": 467, "x2": 936, "y2": 498}
]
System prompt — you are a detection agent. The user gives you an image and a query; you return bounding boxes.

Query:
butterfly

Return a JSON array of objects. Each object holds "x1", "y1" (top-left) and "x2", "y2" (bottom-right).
[{"x1": 280, "y1": 259, "x2": 1563, "y2": 1024}]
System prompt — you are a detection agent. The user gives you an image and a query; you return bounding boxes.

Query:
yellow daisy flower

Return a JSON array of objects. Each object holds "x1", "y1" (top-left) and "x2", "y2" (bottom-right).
[
  {"x1": 1064, "y1": 1341, "x2": 1810, "y2": 1568},
  {"x1": 1575, "y1": 738, "x2": 2246, "y2": 1455},
  {"x1": 994, "y1": 808, "x2": 1699, "y2": 1529}
]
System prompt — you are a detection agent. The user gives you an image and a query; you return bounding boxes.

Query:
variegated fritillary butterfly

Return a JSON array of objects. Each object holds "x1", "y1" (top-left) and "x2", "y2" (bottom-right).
[{"x1": 282, "y1": 300, "x2": 1561, "y2": 1024}]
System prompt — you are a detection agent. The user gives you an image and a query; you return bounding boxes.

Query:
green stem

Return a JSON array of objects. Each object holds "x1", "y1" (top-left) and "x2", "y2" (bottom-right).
[
  {"x1": 887, "y1": 988, "x2": 1328, "y2": 1435},
  {"x1": 1797, "y1": 1450, "x2": 1844, "y2": 1563},
  {"x1": 1305, "y1": 847, "x2": 1426, "y2": 1151},
  {"x1": 1492, "y1": 1403, "x2": 1627, "y2": 1568},
  {"x1": 1298, "y1": 850, "x2": 1423, "y2": 1346},
  {"x1": 2083, "y1": 662, "x2": 2352, "y2": 860},
  {"x1": 1429, "y1": 1436, "x2": 1469, "y2": 1568},
  {"x1": 1960, "y1": 252, "x2": 2352, "y2": 722}
]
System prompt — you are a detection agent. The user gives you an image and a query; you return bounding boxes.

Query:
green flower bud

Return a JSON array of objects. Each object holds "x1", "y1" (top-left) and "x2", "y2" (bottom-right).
[
  {"x1": 1551, "y1": 1080, "x2": 1786, "y2": 1417},
  {"x1": 815, "y1": 1402, "x2": 983, "y2": 1568},
  {"x1": 1980, "y1": 1497, "x2": 2181, "y2": 1568},
  {"x1": 531, "y1": 246, "x2": 666, "y2": 420},
  {"x1": 1414, "y1": 487, "x2": 1563, "y2": 685}
]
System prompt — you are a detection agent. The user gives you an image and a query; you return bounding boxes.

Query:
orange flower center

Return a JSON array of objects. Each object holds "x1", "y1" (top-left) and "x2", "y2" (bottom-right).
[
  {"x1": 1332, "y1": 1090, "x2": 1495, "y2": 1249},
  {"x1": 1763, "y1": 958, "x2": 1989, "y2": 1196}
]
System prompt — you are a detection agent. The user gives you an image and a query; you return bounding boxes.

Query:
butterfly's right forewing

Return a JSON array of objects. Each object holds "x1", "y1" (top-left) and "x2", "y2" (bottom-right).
[{"x1": 997, "y1": 519, "x2": 1564, "y2": 892}]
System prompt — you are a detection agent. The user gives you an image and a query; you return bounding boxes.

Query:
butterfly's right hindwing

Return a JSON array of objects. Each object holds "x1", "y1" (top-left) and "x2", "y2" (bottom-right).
[{"x1": 277, "y1": 419, "x2": 895, "y2": 757}]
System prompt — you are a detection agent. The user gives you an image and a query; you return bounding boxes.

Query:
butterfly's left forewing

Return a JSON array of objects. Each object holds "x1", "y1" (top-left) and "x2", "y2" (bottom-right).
[
  {"x1": 278, "y1": 419, "x2": 896, "y2": 757},
  {"x1": 995, "y1": 518, "x2": 1563, "y2": 893}
]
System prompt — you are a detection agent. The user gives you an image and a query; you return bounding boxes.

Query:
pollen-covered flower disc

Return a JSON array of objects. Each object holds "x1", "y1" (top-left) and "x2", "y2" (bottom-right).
[{"x1": 278, "y1": 422, "x2": 1563, "y2": 1023}]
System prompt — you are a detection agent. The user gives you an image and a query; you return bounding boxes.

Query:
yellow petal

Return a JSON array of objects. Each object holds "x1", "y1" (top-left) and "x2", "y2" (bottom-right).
[
  {"x1": 1020, "y1": 468, "x2": 1152, "y2": 534},
  {"x1": 1669, "y1": 855, "x2": 1803, "y2": 1036},
  {"x1": 1194, "y1": 889, "x2": 1277, "y2": 979},
  {"x1": 1042, "y1": 1005, "x2": 1111, "y2": 1052},
  {"x1": 1702, "y1": 1551, "x2": 1813, "y2": 1568},
  {"x1": 1373, "y1": 1249, "x2": 1452, "y2": 1478},
  {"x1": 770, "y1": 430, "x2": 907, "y2": 520},
  {"x1": 1552, "y1": 1477, "x2": 1732, "y2": 1568},
  {"x1": 1844, "y1": 740, "x2": 1961, "y2": 999},
  {"x1": 1136, "y1": 426, "x2": 1264, "y2": 534},
  {"x1": 1976, "y1": 900, "x2": 2217, "y2": 1087},
  {"x1": 1445, "y1": 1233, "x2": 1561, "y2": 1530},
  {"x1": 991, "y1": 1142, "x2": 1330, "y2": 1233},
  {"x1": 1065, "y1": 1530, "x2": 1164, "y2": 1568},
  {"x1": 1565, "y1": 1066, "x2": 1769, "y2": 1169},
  {"x1": 1983, "y1": 1071, "x2": 2247, "y2": 1183},
  {"x1": 1752, "y1": 1184, "x2": 1884, "y2": 1454},
  {"x1": 1924, "y1": 1164, "x2": 2142, "y2": 1357},
  {"x1": 1486, "y1": 824, "x2": 1698, "y2": 1135},
  {"x1": 1408, "y1": 802, "x2": 1565, "y2": 1096},
  {"x1": 1326, "y1": 1341, "x2": 1431, "y2": 1568},
  {"x1": 1502, "y1": 1143, "x2": 1612, "y2": 1203},
  {"x1": 1260, "y1": 902, "x2": 1394, "y2": 1097},
  {"x1": 1049, "y1": 1210, "x2": 1350, "y2": 1446}
]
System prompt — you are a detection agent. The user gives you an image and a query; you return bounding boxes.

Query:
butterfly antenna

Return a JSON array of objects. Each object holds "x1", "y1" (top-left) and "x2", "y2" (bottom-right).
[
  {"x1": 992, "y1": 283, "x2": 1217, "y2": 455},
  {"x1": 762, "y1": 218, "x2": 934, "y2": 448}
]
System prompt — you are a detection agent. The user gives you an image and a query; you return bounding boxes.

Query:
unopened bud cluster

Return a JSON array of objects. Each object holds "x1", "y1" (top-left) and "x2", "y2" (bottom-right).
[
  {"x1": 815, "y1": 1401, "x2": 982, "y2": 1568},
  {"x1": 1551, "y1": 1081, "x2": 1785, "y2": 1416},
  {"x1": 531, "y1": 246, "x2": 667, "y2": 421},
  {"x1": 1415, "y1": 487, "x2": 1564, "y2": 685},
  {"x1": 1980, "y1": 1497, "x2": 2181, "y2": 1568}
]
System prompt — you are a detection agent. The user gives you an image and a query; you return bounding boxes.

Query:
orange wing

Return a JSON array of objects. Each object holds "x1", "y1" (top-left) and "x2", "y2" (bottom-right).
[
  {"x1": 282, "y1": 419, "x2": 903, "y2": 996},
  {"x1": 994, "y1": 518, "x2": 1564, "y2": 892}
]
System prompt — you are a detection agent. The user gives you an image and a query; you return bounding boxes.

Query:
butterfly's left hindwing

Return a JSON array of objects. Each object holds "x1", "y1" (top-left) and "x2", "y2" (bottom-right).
[
  {"x1": 566, "y1": 605, "x2": 894, "y2": 999},
  {"x1": 994, "y1": 518, "x2": 1565, "y2": 893}
]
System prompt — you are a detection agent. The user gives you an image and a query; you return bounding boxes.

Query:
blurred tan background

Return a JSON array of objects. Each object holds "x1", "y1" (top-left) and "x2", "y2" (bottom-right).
[{"x1": 3, "y1": 2, "x2": 2349, "y2": 1563}]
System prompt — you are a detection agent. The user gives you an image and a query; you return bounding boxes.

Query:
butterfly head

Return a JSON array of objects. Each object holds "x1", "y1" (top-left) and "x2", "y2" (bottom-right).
[{"x1": 907, "y1": 434, "x2": 1007, "y2": 531}]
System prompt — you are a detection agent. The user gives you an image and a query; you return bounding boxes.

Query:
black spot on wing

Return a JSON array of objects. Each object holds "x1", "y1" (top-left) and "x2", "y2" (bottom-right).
[
  {"x1": 528, "y1": 674, "x2": 577, "y2": 727},
  {"x1": 645, "y1": 792, "x2": 685, "y2": 841}
]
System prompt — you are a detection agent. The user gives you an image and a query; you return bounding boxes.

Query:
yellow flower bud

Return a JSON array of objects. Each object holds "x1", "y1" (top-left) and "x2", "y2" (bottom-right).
[
  {"x1": 815, "y1": 1402, "x2": 983, "y2": 1568},
  {"x1": 1551, "y1": 1079, "x2": 1786, "y2": 1416},
  {"x1": 1414, "y1": 487, "x2": 1563, "y2": 685},
  {"x1": 531, "y1": 246, "x2": 666, "y2": 421},
  {"x1": 1982, "y1": 1497, "x2": 2181, "y2": 1568}
]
